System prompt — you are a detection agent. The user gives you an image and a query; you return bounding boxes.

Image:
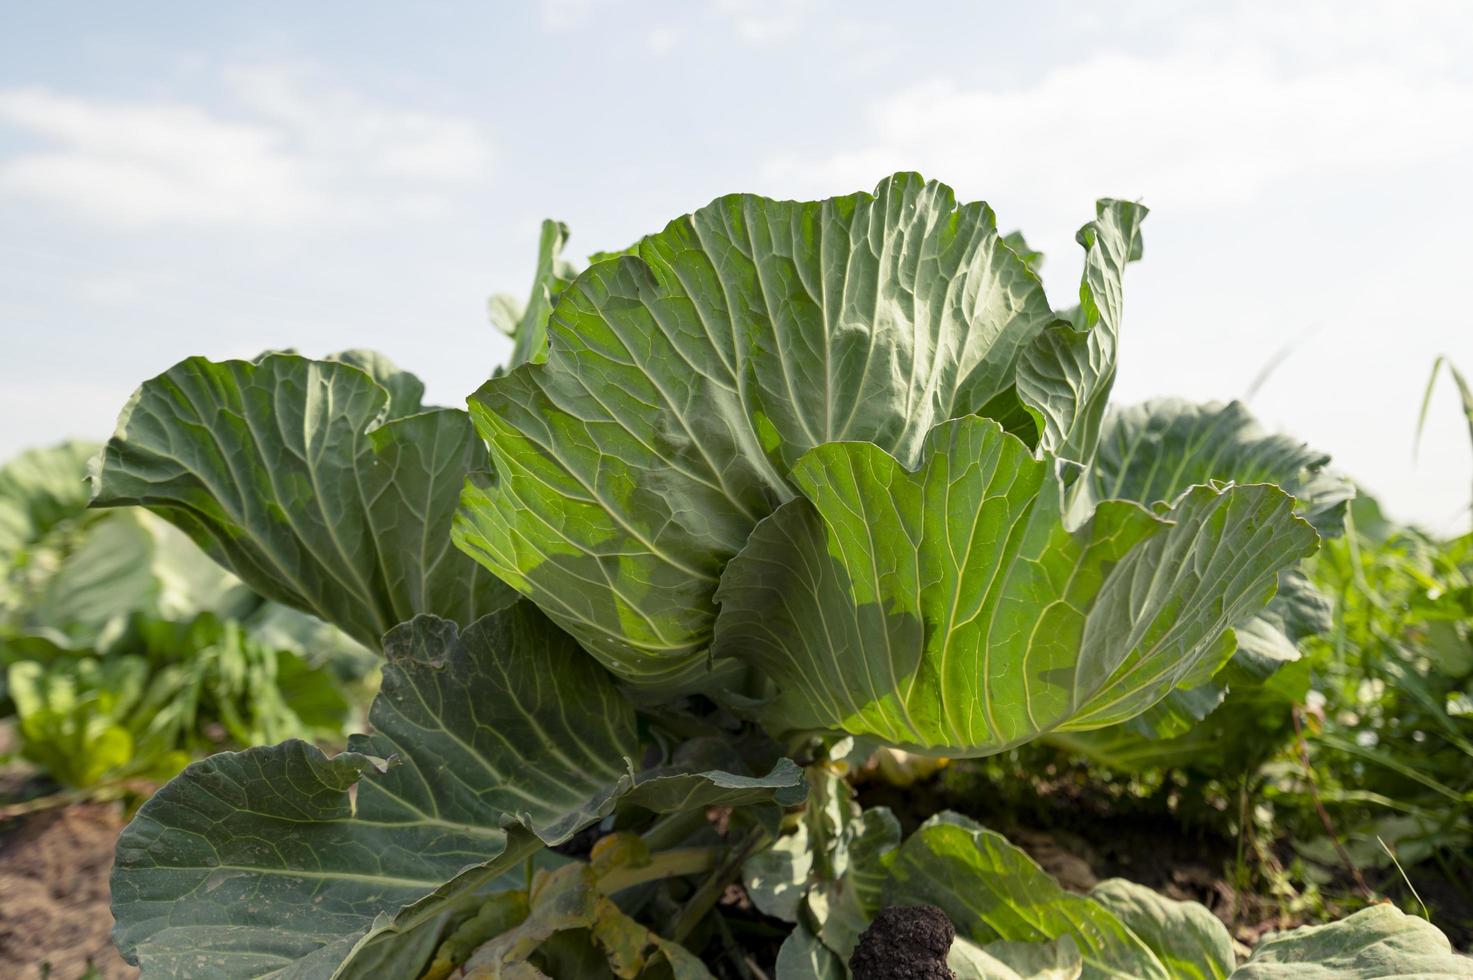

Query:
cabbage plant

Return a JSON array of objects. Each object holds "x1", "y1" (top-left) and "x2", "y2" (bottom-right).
[
  {"x1": 0, "y1": 442, "x2": 359, "y2": 790},
  {"x1": 91, "y1": 175, "x2": 1468, "y2": 978}
]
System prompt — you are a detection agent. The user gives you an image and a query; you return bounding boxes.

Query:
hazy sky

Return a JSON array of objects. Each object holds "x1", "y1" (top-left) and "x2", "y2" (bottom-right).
[{"x1": 2, "y1": 1, "x2": 1470, "y2": 529}]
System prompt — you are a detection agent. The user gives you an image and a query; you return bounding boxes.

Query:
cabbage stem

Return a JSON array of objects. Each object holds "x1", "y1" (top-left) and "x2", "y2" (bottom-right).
[{"x1": 600, "y1": 846, "x2": 720, "y2": 893}]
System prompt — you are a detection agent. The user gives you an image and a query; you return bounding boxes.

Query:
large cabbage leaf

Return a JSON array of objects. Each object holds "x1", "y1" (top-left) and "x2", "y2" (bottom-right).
[
  {"x1": 947, "y1": 935, "x2": 1085, "y2": 980},
  {"x1": 1087, "y1": 879, "x2": 1235, "y2": 980},
  {"x1": 90, "y1": 352, "x2": 514, "y2": 651},
  {"x1": 455, "y1": 174, "x2": 1145, "y2": 692},
  {"x1": 886, "y1": 813, "x2": 1172, "y2": 979},
  {"x1": 713, "y1": 416, "x2": 1316, "y2": 756},
  {"x1": 874, "y1": 812, "x2": 1469, "y2": 980},
  {"x1": 1230, "y1": 904, "x2": 1472, "y2": 978},
  {"x1": 111, "y1": 604, "x2": 804, "y2": 978},
  {"x1": 1071, "y1": 399, "x2": 1350, "y2": 742},
  {"x1": 1092, "y1": 399, "x2": 1352, "y2": 539},
  {"x1": 1046, "y1": 659, "x2": 1313, "y2": 775}
]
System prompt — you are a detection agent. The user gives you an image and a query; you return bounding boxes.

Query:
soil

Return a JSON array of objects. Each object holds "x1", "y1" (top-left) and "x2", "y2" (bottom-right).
[{"x1": 0, "y1": 803, "x2": 138, "y2": 980}]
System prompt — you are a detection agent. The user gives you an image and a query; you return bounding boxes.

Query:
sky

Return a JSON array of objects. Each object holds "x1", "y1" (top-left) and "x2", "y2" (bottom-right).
[{"x1": 1, "y1": 0, "x2": 1470, "y2": 530}]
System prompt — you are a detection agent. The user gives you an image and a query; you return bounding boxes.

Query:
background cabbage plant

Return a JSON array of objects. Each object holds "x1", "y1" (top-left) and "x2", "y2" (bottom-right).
[{"x1": 0, "y1": 441, "x2": 363, "y2": 791}]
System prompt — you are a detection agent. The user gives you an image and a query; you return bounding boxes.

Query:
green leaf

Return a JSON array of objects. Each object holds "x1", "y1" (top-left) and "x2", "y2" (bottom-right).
[
  {"x1": 0, "y1": 439, "x2": 97, "y2": 555},
  {"x1": 808, "y1": 806, "x2": 903, "y2": 960},
  {"x1": 110, "y1": 606, "x2": 628, "y2": 977},
  {"x1": 9, "y1": 655, "x2": 153, "y2": 786},
  {"x1": 1080, "y1": 399, "x2": 1347, "y2": 739},
  {"x1": 91, "y1": 352, "x2": 516, "y2": 652},
  {"x1": 1088, "y1": 879, "x2": 1233, "y2": 980},
  {"x1": 883, "y1": 820, "x2": 1468, "y2": 979},
  {"x1": 456, "y1": 174, "x2": 1140, "y2": 693},
  {"x1": 950, "y1": 936, "x2": 1085, "y2": 980},
  {"x1": 633, "y1": 759, "x2": 806, "y2": 814},
  {"x1": 1046, "y1": 658, "x2": 1311, "y2": 775},
  {"x1": 1415, "y1": 356, "x2": 1473, "y2": 503},
  {"x1": 111, "y1": 605, "x2": 802, "y2": 978},
  {"x1": 713, "y1": 416, "x2": 1317, "y2": 756},
  {"x1": 264, "y1": 645, "x2": 353, "y2": 737},
  {"x1": 528, "y1": 929, "x2": 615, "y2": 980},
  {"x1": 1230, "y1": 905, "x2": 1472, "y2": 978},
  {"x1": 1092, "y1": 399, "x2": 1352, "y2": 539},
  {"x1": 450, "y1": 858, "x2": 714, "y2": 979},
  {"x1": 1230, "y1": 569, "x2": 1332, "y2": 676},
  {"x1": 22, "y1": 510, "x2": 254, "y2": 647},
  {"x1": 750, "y1": 767, "x2": 906, "y2": 961},
  {"x1": 454, "y1": 863, "x2": 598, "y2": 975},
  {"x1": 418, "y1": 892, "x2": 533, "y2": 980},
  {"x1": 1016, "y1": 200, "x2": 1147, "y2": 464},
  {"x1": 1000, "y1": 231, "x2": 1044, "y2": 275},
  {"x1": 775, "y1": 921, "x2": 846, "y2": 980},
  {"x1": 26, "y1": 512, "x2": 164, "y2": 639},
  {"x1": 797, "y1": 769, "x2": 902, "y2": 959},
  {"x1": 0, "y1": 440, "x2": 103, "y2": 620},
  {"x1": 243, "y1": 601, "x2": 376, "y2": 676},
  {"x1": 151, "y1": 614, "x2": 354, "y2": 747},
  {"x1": 490, "y1": 219, "x2": 577, "y2": 371},
  {"x1": 885, "y1": 813, "x2": 1169, "y2": 980},
  {"x1": 0, "y1": 439, "x2": 259, "y2": 668},
  {"x1": 248, "y1": 348, "x2": 428, "y2": 418},
  {"x1": 324, "y1": 349, "x2": 426, "y2": 417},
  {"x1": 742, "y1": 821, "x2": 812, "y2": 922}
]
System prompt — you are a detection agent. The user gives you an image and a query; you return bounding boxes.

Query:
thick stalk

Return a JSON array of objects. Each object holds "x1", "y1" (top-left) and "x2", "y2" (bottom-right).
[
  {"x1": 600, "y1": 846, "x2": 720, "y2": 894},
  {"x1": 639, "y1": 806, "x2": 712, "y2": 852}
]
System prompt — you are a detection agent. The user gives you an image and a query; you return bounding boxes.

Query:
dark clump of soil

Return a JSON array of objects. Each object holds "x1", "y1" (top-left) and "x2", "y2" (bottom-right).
[
  {"x1": 0, "y1": 803, "x2": 138, "y2": 980},
  {"x1": 849, "y1": 904, "x2": 956, "y2": 980}
]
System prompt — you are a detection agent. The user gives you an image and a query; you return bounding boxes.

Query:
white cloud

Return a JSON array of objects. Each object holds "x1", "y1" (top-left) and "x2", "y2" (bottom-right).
[
  {"x1": 712, "y1": 0, "x2": 814, "y2": 45},
  {"x1": 646, "y1": 25, "x2": 682, "y2": 55},
  {"x1": 75, "y1": 270, "x2": 174, "y2": 309},
  {"x1": 539, "y1": 0, "x2": 818, "y2": 48},
  {"x1": 1116, "y1": 0, "x2": 1470, "y2": 73},
  {"x1": 224, "y1": 66, "x2": 491, "y2": 182},
  {"x1": 0, "y1": 89, "x2": 316, "y2": 227},
  {"x1": 0, "y1": 66, "x2": 493, "y2": 230},
  {"x1": 538, "y1": 0, "x2": 611, "y2": 31},
  {"x1": 762, "y1": 3, "x2": 1473, "y2": 227}
]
